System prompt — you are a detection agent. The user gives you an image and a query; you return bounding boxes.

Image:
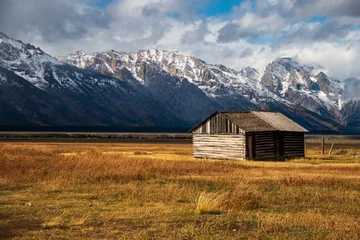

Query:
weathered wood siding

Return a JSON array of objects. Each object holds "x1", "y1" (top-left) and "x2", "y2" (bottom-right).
[
  {"x1": 245, "y1": 131, "x2": 305, "y2": 160},
  {"x1": 283, "y1": 132, "x2": 305, "y2": 158},
  {"x1": 246, "y1": 132, "x2": 276, "y2": 160},
  {"x1": 192, "y1": 114, "x2": 243, "y2": 134},
  {"x1": 193, "y1": 134, "x2": 246, "y2": 160}
]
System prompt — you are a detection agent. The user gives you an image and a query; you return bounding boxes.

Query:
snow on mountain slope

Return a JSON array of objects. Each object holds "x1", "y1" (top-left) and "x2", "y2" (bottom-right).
[
  {"x1": 0, "y1": 31, "x2": 353, "y2": 132},
  {"x1": 0, "y1": 33, "x2": 63, "y2": 89},
  {"x1": 60, "y1": 50, "x2": 344, "y2": 116},
  {"x1": 59, "y1": 49, "x2": 350, "y2": 132},
  {"x1": 0, "y1": 32, "x2": 184, "y2": 128},
  {"x1": 60, "y1": 50, "x2": 291, "y2": 107},
  {"x1": 260, "y1": 58, "x2": 343, "y2": 119}
]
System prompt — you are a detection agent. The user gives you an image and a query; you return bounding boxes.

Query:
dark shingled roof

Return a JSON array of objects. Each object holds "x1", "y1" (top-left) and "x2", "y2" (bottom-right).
[
  {"x1": 220, "y1": 111, "x2": 308, "y2": 132},
  {"x1": 189, "y1": 110, "x2": 308, "y2": 133}
]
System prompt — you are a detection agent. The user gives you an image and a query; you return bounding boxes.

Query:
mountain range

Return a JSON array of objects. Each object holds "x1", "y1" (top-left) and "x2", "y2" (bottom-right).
[{"x1": 0, "y1": 31, "x2": 359, "y2": 133}]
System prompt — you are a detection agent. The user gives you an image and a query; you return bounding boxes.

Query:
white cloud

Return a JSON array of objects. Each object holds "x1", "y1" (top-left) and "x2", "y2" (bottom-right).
[{"x1": 238, "y1": 12, "x2": 286, "y2": 32}]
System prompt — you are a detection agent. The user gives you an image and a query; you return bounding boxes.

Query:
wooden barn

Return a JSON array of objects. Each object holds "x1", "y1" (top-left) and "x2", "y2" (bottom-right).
[{"x1": 190, "y1": 111, "x2": 308, "y2": 160}]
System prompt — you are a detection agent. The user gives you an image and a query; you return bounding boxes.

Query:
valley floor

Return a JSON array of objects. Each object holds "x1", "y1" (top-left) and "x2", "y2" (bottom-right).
[{"x1": 1, "y1": 142, "x2": 360, "y2": 239}]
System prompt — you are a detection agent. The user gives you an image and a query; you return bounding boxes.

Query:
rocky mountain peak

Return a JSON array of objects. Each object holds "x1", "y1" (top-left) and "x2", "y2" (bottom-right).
[
  {"x1": 314, "y1": 71, "x2": 342, "y2": 96},
  {"x1": 239, "y1": 66, "x2": 260, "y2": 79},
  {"x1": 0, "y1": 31, "x2": 9, "y2": 39},
  {"x1": 274, "y1": 57, "x2": 302, "y2": 72},
  {"x1": 75, "y1": 50, "x2": 86, "y2": 56},
  {"x1": 316, "y1": 71, "x2": 328, "y2": 79}
]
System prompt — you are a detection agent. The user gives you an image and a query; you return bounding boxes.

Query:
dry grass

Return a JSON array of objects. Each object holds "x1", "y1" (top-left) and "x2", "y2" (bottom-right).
[
  {"x1": 0, "y1": 142, "x2": 360, "y2": 239},
  {"x1": 195, "y1": 191, "x2": 228, "y2": 214}
]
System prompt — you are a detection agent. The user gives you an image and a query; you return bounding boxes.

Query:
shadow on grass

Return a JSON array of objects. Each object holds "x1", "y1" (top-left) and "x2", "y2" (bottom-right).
[
  {"x1": 0, "y1": 185, "x2": 30, "y2": 192},
  {"x1": 0, "y1": 213, "x2": 42, "y2": 239}
]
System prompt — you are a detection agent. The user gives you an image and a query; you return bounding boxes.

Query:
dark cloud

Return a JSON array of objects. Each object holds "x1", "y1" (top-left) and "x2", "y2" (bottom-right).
[
  {"x1": 141, "y1": 4, "x2": 160, "y2": 17},
  {"x1": 314, "y1": 22, "x2": 352, "y2": 41},
  {"x1": 239, "y1": 48, "x2": 253, "y2": 58},
  {"x1": 220, "y1": 47, "x2": 236, "y2": 58},
  {"x1": 217, "y1": 23, "x2": 260, "y2": 43},
  {"x1": 0, "y1": 0, "x2": 179, "y2": 55},
  {"x1": 252, "y1": 0, "x2": 360, "y2": 19},
  {"x1": 166, "y1": 0, "x2": 210, "y2": 22},
  {"x1": 279, "y1": 21, "x2": 354, "y2": 43},
  {"x1": 292, "y1": 0, "x2": 360, "y2": 18},
  {"x1": 181, "y1": 21, "x2": 209, "y2": 44},
  {"x1": 0, "y1": 0, "x2": 109, "y2": 42}
]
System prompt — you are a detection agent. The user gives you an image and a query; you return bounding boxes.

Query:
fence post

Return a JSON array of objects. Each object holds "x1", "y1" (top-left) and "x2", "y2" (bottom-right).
[
  {"x1": 322, "y1": 137, "x2": 325, "y2": 155},
  {"x1": 329, "y1": 143, "x2": 335, "y2": 155}
]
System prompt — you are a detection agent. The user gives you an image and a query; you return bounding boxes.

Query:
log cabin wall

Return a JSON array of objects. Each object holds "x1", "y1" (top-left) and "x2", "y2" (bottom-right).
[
  {"x1": 245, "y1": 131, "x2": 305, "y2": 160},
  {"x1": 283, "y1": 132, "x2": 305, "y2": 158},
  {"x1": 246, "y1": 132, "x2": 276, "y2": 160},
  {"x1": 193, "y1": 134, "x2": 246, "y2": 160}
]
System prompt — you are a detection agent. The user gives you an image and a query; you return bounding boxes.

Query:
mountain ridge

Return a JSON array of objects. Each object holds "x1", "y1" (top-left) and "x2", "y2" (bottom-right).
[
  {"x1": 59, "y1": 48, "x2": 352, "y2": 132},
  {"x1": 0, "y1": 31, "x2": 359, "y2": 133},
  {"x1": 0, "y1": 32, "x2": 186, "y2": 129}
]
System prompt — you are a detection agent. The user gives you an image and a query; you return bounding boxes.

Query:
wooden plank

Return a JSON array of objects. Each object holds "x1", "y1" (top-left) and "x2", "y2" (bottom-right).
[
  {"x1": 329, "y1": 143, "x2": 335, "y2": 154},
  {"x1": 193, "y1": 134, "x2": 246, "y2": 160}
]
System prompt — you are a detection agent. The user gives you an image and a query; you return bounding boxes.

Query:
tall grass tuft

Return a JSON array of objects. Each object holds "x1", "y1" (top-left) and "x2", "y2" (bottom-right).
[
  {"x1": 195, "y1": 191, "x2": 228, "y2": 214},
  {"x1": 227, "y1": 187, "x2": 262, "y2": 211},
  {"x1": 42, "y1": 212, "x2": 66, "y2": 229}
]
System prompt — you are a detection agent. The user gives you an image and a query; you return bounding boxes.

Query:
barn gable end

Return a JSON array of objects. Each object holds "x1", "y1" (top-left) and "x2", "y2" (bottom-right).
[{"x1": 190, "y1": 111, "x2": 244, "y2": 135}]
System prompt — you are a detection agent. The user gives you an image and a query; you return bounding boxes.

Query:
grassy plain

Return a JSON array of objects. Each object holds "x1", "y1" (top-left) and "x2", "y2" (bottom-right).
[{"x1": 0, "y1": 142, "x2": 360, "y2": 239}]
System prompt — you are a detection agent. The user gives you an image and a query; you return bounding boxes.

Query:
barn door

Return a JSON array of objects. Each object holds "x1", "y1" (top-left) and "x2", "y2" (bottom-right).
[{"x1": 248, "y1": 135, "x2": 255, "y2": 160}]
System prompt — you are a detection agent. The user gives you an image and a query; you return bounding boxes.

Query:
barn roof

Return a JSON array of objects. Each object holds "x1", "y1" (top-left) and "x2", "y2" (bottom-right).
[{"x1": 190, "y1": 110, "x2": 308, "y2": 133}]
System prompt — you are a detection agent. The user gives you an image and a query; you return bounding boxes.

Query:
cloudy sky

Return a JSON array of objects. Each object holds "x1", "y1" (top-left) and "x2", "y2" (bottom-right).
[{"x1": 1, "y1": 0, "x2": 360, "y2": 79}]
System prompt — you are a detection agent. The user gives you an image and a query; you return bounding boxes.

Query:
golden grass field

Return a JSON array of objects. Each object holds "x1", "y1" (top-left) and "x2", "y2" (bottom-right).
[{"x1": 1, "y1": 142, "x2": 360, "y2": 239}]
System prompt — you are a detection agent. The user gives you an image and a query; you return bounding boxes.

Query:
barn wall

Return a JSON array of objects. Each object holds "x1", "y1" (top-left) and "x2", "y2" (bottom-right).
[
  {"x1": 245, "y1": 131, "x2": 305, "y2": 160},
  {"x1": 193, "y1": 134, "x2": 246, "y2": 160},
  {"x1": 283, "y1": 132, "x2": 305, "y2": 158},
  {"x1": 192, "y1": 113, "x2": 243, "y2": 134},
  {"x1": 246, "y1": 132, "x2": 277, "y2": 160}
]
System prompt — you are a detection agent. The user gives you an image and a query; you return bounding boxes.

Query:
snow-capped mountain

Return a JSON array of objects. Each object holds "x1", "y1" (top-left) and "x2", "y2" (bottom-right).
[
  {"x1": 0, "y1": 31, "x2": 358, "y2": 132},
  {"x1": 61, "y1": 49, "x2": 284, "y2": 104},
  {"x1": 0, "y1": 32, "x2": 183, "y2": 128},
  {"x1": 339, "y1": 77, "x2": 360, "y2": 131},
  {"x1": 260, "y1": 58, "x2": 343, "y2": 120},
  {"x1": 60, "y1": 49, "x2": 348, "y2": 132}
]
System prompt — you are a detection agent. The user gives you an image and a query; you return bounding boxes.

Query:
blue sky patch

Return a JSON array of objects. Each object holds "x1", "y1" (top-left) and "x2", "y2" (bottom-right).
[
  {"x1": 308, "y1": 16, "x2": 327, "y2": 23},
  {"x1": 199, "y1": 0, "x2": 245, "y2": 16},
  {"x1": 94, "y1": 0, "x2": 113, "y2": 8}
]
